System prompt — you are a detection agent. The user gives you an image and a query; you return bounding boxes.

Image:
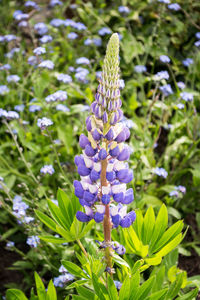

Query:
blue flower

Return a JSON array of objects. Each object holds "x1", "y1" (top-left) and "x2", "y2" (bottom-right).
[
  {"x1": 114, "y1": 281, "x2": 122, "y2": 290},
  {"x1": 93, "y1": 38, "x2": 102, "y2": 46},
  {"x1": 50, "y1": 18, "x2": 64, "y2": 27},
  {"x1": 39, "y1": 35, "x2": 53, "y2": 44},
  {"x1": 18, "y1": 21, "x2": 28, "y2": 27},
  {"x1": 0, "y1": 85, "x2": 9, "y2": 95},
  {"x1": 25, "y1": 1, "x2": 39, "y2": 9},
  {"x1": 33, "y1": 47, "x2": 46, "y2": 55},
  {"x1": 180, "y1": 92, "x2": 193, "y2": 101},
  {"x1": 0, "y1": 64, "x2": 11, "y2": 70},
  {"x1": 73, "y1": 22, "x2": 87, "y2": 31},
  {"x1": 98, "y1": 27, "x2": 112, "y2": 36},
  {"x1": 134, "y1": 65, "x2": 147, "y2": 73},
  {"x1": 7, "y1": 75, "x2": 20, "y2": 83},
  {"x1": 40, "y1": 164, "x2": 55, "y2": 175},
  {"x1": 153, "y1": 167, "x2": 168, "y2": 178},
  {"x1": 57, "y1": 73, "x2": 72, "y2": 83},
  {"x1": 76, "y1": 57, "x2": 90, "y2": 65},
  {"x1": 154, "y1": 70, "x2": 169, "y2": 80},
  {"x1": 118, "y1": 6, "x2": 130, "y2": 14},
  {"x1": 169, "y1": 190, "x2": 179, "y2": 197},
  {"x1": 56, "y1": 104, "x2": 70, "y2": 112},
  {"x1": 195, "y1": 40, "x2": 200, "y2": 47},
  {"x1": 14, "y1": 104, "x2": 25, "y2": 112},
  {"x1": 53, "y1": 274, "x2": 74, "y2": 287},
  {"x1": 177, "y1": 103, "x2": 184, "y2": 109},
  {"x1": 37, "y1": 117, "x2": 53, "y2": 129},
  {"x1": 34, "y1": 22, "x2": 48, "y2": 35},
  {"x1": 27, "y1": 236, "x2": 40, "y2": 248},
  {"x1": 28, "y1": 56, "x2": 37, "y2": 66},
  {"x1": 177, "y1": 81, "x2": 185, "y2": 90},
  {"x1": 195, "y1": 32, "x2": 200, "y2": 39},
  {"x1": 176, "y1": 185, "x2": 186, "y2": 193},
  {"x1": 14, "y1": 13, "x2": 28, "y2": 21},
  {"x1": 6, "y1": 241, "x2": 15, "y2": 248},
  {"x1": 29, "y1": 105, "x2": 41, "y2": 112},
  {"x1": 158, "y1": 0, "x2": 170, "y2": 3},
  {"x1": 45, "y1": 90, "x2": 67, "y2": 102},
  {"x1": 50, "y1": 0, "x2": 63, "y2": 7},
  {"x1": 67, "y1": 32, "x2": 78, "y2": 40},
  {"x1": 159, "y1": 84, "x2": 173, "y2": 96},
  {"x1": 168, "y1": 3, "x2": 181, "y2": 10},
  {"x1": 75, "y1": 67, "x2": 89, "y2": 83},
  {"x1": 160, "y1": 55, "x2": 170, "y2": 63},
  {"x1": 182, "y1": 58, "x2": 193, "y2": 67},
  {"x1": 38, "y1": 60, "x2": 54, "y2": 69}
]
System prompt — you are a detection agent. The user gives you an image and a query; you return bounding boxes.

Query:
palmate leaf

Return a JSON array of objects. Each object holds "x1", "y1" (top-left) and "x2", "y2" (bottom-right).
[
  {"x1": 121, "y1": 204, "x2": 184, "y2": 267},
  {"x1": 35, "y1": 189, "x2": 93, "y2": 243}
]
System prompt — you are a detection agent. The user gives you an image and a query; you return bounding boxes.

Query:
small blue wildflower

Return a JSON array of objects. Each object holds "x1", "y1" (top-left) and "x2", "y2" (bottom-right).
[
  {"x1": 98, "y1": 27, "x2": 112, "y2": 36},
  {"x1": 168, "y1": 3, "x2": 181, "y2": 10},
  {"x1": 7, "y1": 75, "x2": 20, "y2": 83},
  {"x1": 84, "y1": 38, "x2": 93, "y2": 45},
  {"x1": 13, "y1": 10, "x2": 23, "y2": 18},
  {"x1": 177, "y1": 81, "x2": 185, "y2": 90},
  {"x1": 67, "y1": 32, "x2": 78, "y2": 40},
  {"x1": 0, "y1": 108, "x2": 8, "y2": 118},
  {"x1": 0, "y1": 64, "x2": 11, "y2": 70},
  {"x1": 57, "y1": 73, "x2": 72, "y2": 83},
  {"x1": 159, "y1": 84, "x2": 173, "y2": 96},
  {"x1": 53, "y1": 274, "x2": 74, "y2": 287},
  {"x1": 169, "y1": 190, "x2": 179, "y2": 197},
  {"x1": 34, "y1": 22, "x2": 48, "y2": 35},
  {"x1": 75, "y1": 67, "x2": 89, "y2": 83},
  {"x1": 29, "y1": 105, "x2": 41, "y2": 112},
  {"x1": 14, "y1": 13, "x2": 28, "y2": 21},
  {"x1": 39, "y1": 35, "x2": 53, "y2": 44},
  {"x1": 119, "y1": 79, "x2": 125, "y2": 89},
  {"x1": 33, "y1": 47, "x2": 46, "y2": 55},
  {"x1": 51, "y1": 199, "x2": 59, "y2": 205},
  {"x1": 50, "y1": 0, "x2": 63, "y2": 7},
  {"x1": 73, "y1": 22, "x2": 86, "y2": 31},
  {"x1": 56, "y1": 104, "x2": 70, "y2": 112},
  {"x1": 158, "y1": 0, "x2": 170, "y2": 3},
  {"x1": 93, "y1": 37, "x2": 102, "y2": 46},
  {"x1": 194, "y1": 40, "x2": 200, "y2": 47},
  {"x1": 50, "y1": 18, "x2": 64, "y2": 27},
  {"x1": 45, "y1": 90, "x2": 67, "y2": 102},
  {"x1": 27, "y1": 236, "x2": 40, "y2": 248},
  {"x1": 0, "y1": 85, "x2": 9, "y2": 95},
  {"x1": 24, "y1": 216, "x2": 35, "y2": 223},
  {"x1": 68, "y1": 66, "x2": 75, "y2": 72},
  {"x1": 4, "y1": 35, "x2": 17, "y2": 42},
  {"x1": 80, "y1": 105, "x2": 90, "y2": 112},
  {"x1": 160, "y1": 55, "x2": 170, "y2": 63},
  {"x1": 154, "y1": 70, "x2": 169, "y2": 80},
  {"x1": 6, "y1": 241, "x2": 15, "y2": 248},
  {"x1": 182, "y1": 58, "x2": 193, "y2": 67},
  {"x1": 18, "y1": 21, "x2": 28, "y2": 27},
  {"x1": 76, "y1": 57, "x2": 90, "y2": 65},
  {"x1": 195, "y1": 32, "x2": 200, "y2": 39},
  {"x1": 134, "y1": 65, "x2": 147, "y2": 73},
  {"x1": 177, "y1": 103, "x2": 184, "y2": 109},
  {"x1": 180, "y1": 92, "x2": 193, "y2": 101},
  {"x1": 7, "y1": 111, "x2": 19, "y2": 119},
  {"x1": 37, "y1": 117, "x2": 53, "y2": 130},
  {"x1": 64, "y1": 19, "x2": 76, "y2": 27},
  {"x1": 28, "y1": 56, "x2": 37, "y2": 66},
  {"x1": 153, "y1": 167, "x2": 168, "y2": 178},
  {"x1": 5, "y1": 47, "x2": 20, "y2": 59},
  {"x1": 114, "y1": 281, "x2": 122, "y2": 290},
  {"x1": 59, "y1": 265, "x2": 67, "y2": 273},
  {"x1": 118, "y1": 6, "x2": 130, "y2": 14},
  {"x1": 25, "y1": 1, "x2": 39, "y2": 9},
  {"x1": 38, "y1": 60, "x2": 54, "y2": 69},
  {"x1": 40, "y1": 164, "x2": 55, "y2": 175},
  {"x1": 70, "y1": 4, "x2": 77, "y2": 9},
  {"x1": 14, "y1": 104, "x2": 25, "y2": 112},
  {"x1": 176, "y1": 185, "x2": 186, "y2": 193}
]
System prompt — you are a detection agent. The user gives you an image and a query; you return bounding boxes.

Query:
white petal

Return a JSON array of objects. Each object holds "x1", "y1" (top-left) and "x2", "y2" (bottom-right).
[
  {"x1": 95, "y1": 205, "x2": 105, "y2": 214},
  {"x1": 94, "y1": 162, "x2": 101, "y2": 172},
  {"x1": 102, "y1": 186, "x2": 110, "y2": 194},
  {"x1": 112, "y1": 184, "x2": 126, "y2": 194}
]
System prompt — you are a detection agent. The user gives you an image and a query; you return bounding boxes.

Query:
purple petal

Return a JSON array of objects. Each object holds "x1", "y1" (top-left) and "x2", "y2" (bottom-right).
[
  {"x1": 122, "y1": 188, "x2": 134, "y2": 204},
  {"x1": 94, "y1": 212, "x2": 104, "y2": 223},
  {"x1": 105, "y1": 128, "x2": 114, "y2": 141},
  {"x1": 102, "y1": 194, "x2": 110, "y2": 204},
  {"x1": 85, "y1": 145, "x2": 97, "y2": 157},
  {"x1": 99, "y1": 149, "x2": 107, "y2": 160},
  {"x1": 76, "y1": 211, "x2": 91, "y2": 222},
  {"x1": 79, "y1": 134, "x2": 90, "y2": 149},
  {"x1": 109, "y1": 146, "x2": 120, "y2": 157},
  {"x1": 117, "y1": 147, "x2": 130, "y2": 161},
  {"x1": 77, "y1": 165, "x2": 91, "y2": 176}
]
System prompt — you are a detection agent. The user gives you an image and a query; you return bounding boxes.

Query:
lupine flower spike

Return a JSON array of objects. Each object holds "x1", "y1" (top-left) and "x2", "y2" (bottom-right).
[{"x1": 74, "y1": 33, "x2": 136, "y2": 273}]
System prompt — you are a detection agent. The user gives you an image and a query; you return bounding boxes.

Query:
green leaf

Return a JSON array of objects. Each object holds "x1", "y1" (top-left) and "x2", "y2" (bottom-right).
[
  {"x1": 145, "y1": 255, "x2": 162, "y2": 266},
  {"x1": 142, "y1": 206, "x2": 155, "y2": 244},
  {"x1": 165, "y1": 273, "x2": 184, "y2": 299},
  {"x1": 6, "y1": 289, "x2": 28, "y2": 300},
  {"x1": 150, "y1": 204, "x2": 168, "y2": 252},
  {"x1": 57, "y1": 189, "x2": 78, "y2": 228},
  {"x1": 35, "y1": 210, "x2": 57, "y2": 232},
  {"x1": 47, "y1": 199, "x2": 69, "y2": 230},
  {"x1": 47, "y1": 280, "x2": 57, "y2": 300},
  {"x1": 76, "y1": 285, "x2": 96, "y2": 299},
  {"x1": 119, "y1": 275, "x2": 130, "y2": 300},
  {"x1": 34, "y1": 272, "x2": 46, "y2": 300},
  {"x1": 1, "y1": 227, "x2": 18, "y2": 241},
  {"x1": 62, "y1": 260, "x2": 88, "y2": 279},
  {"x1": 175, "y1": 288, "x2": 198, "y2": 300},
  {"x1": 135, "y1": 276, "x2": 155, "y2": 300},
  {"x1": 66, "y1": 280, "x2": 89, "y2": 290},
  {"x1": 55, "y1": 225, "x2": 73, "y2": 242},
  {"x1": 155, "y1": 233, "x2": 183, "y2": 258},
  {"x1": 133, "y1": 210, "x2": 144, "y2": 239},
  {"x1": 112, "y1": 253, "x2": 131, "y2": 269},
  {"x1": 131, "y1": 260, "x2": 144, "y2": 274},
  {"x1": 129, "y1": 271, "x2": 140, "y2": 300},
  {"x1": 107, "y1": 275, "x2": 119, "y2": 300},
  {"x1": 39, "y1": 235, "x2": 67, "y2": 244},
  {"x1": 92, "y1": 273, "x2": 106, "y2": 300},
  {"x1": 146, "y1": 289, "x2": 168, "y2": 300}
]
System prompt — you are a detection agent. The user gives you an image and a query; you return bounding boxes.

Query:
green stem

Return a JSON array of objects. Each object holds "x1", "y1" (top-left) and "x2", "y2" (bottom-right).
[{"x1": 77, "y1": 239, "x2": 88, "y2": 257}]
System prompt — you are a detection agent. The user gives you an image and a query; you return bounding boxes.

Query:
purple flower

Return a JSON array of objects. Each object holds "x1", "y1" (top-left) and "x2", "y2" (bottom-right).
[
  {"x1": 177, "y1": 103, "x2": 184, "y2": 109},
  {"x1": 38, "y1": 60, "x2": 54, "y2": 70},
  {"x1": 14, "y1": 104, "x2": 25, "y2": 112},
  {"x1": 177, "y1": 81, "x2": 185, "y2": 90},
  {"x1": 56, "y1": 104, "x2": 70, "y2": 112},
  {"x1": 158, "y1": 0, "x2": 170, "y2": 3},
  {"x1": 180, "y1": 92, "x2": 193, "y2": 102},
  {"x1": 50, "y1": 0, "x2": 63, "y2": 7},
  {"x1": 57, "y1": 73, "x2": 72, "y2": 83},
  {"x1": 34, "y1": 22, "x2": 48, "y2": 35},
  {"x1": 76, "y1": 57, "x2": 90, "y2": 65},
  {"x1": 27, "y1": 236, "x2": 40, "y2": 248},
  {"x1": 40, "y1": 164, "x2": 55, "y2": 175},
  {"x1": 160, "y1": 55, "x2": 170, "y2": 63},
  {"x1": 0, "y1": 85, "x2": 9, "y2": 95},
  {"x1": 39, "y1": 35, "x2": 53, "y2": 44},
  {"x1": 98, "y1": 27, "x2": 112, "y2": 36},
  {"x1": 195, "y1": 32, "x2": 200, "y2": 39},
  {"x1": 154, "y1": 70, "x2": 169, "y2": 80},
  {"x1": 182, "y1": 58, "x2": 193, "y2": 67},
  {"x1": 6, "y1": 241, "x2": 15, "y2": 248},
  {"x1": 176, "y1": 185, "x2": 186, "y2": 193},
  {"x1": 67, "y1": 32, "x2": 78, "y2": 40},
  {"x1": 194, "y1": 40, "x2": 200, "y2": 47},
  {"x1": 169, "y1": 190, "x2": 179, "y2": 197},
  {"x1": 134, "y1": 65, "x2": 147, "y2": 73},
  {"x1": 29, "y1": 105, "x2": 41, "y2": 112},
  {"x1": 37, "y1": 117, "x2": 53, "y2": 129},
  {"x1": 25, "y1": 1, "x2": 39, "y2": 9},
  {"x1": 7, "y1": 75, "x2": 20, "y2": 83},
  {"x1": 28, "y1": 56, "x2": 37, "y2": 66},
  {"x1": 168, "y1": 3, "x2": 181, "y2": 10},
  {"x1": 45, "y1": 90, "x2": 67, "y2": 102},
  {"x1": 0, "y1": 64, "x2": 11, "y2": 70},
  {"x1": 114, "y1": 281, "x2": 122, "y2": 290},
  {"x1": 159, "y1": 84, "x2": 173, "y2": 96},
  {"x1": 118, "y1": 6, "x2": 130, "y2": 14},
  {"x1": 50, "y1": 18, "x2": 64, "y2": 27},
  {"x1": 33, "y1": 47, "x2": 46, "y2": 55},
  {"x1": 153, "y1": 167, "x2": 168, "y2": 178}
]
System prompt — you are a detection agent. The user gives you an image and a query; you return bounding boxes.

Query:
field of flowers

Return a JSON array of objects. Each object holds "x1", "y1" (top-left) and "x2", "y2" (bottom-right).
[{"x1": 0, "y1": 0, "x2": 200, "y2": 299}]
